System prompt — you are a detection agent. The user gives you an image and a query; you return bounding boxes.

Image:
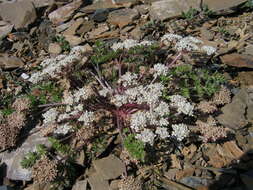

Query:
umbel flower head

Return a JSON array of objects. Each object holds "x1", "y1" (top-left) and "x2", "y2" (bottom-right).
[{"x1": 161, "y1": 33, "x2": 216, "y2": 55}]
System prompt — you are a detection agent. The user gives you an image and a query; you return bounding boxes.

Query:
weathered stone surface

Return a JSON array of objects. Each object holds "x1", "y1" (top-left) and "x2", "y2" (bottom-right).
[
  {"x1": 0, "y1": 1, "x2": 37, "y2": 29},
  {"x1": 149, "y1": 0, "x2": 200, "y2": 21},
  {"x1": 48, "y1": 43, "x2": 62, "y2": 54},
  {"x1": 1, "y1": 132, "x2": 50, "y2": 181},
  {"x1": 80, "y1": 1, "x2": 123, "y2": 13},
  {"x1": 108, "y1": 8, "x2": 139, "y2": 28},
  {"x1": 236, "y1": 71, "x2": 253, "y2": 87},
  {"x1": 221, "y1": 53, "x2": 253, "y2": 68},
  {"x1": 217, "y1": 88, "x2": 249, "y2": 129},
  {"x1": 244, "y1": 44, "x2": 253, "y2": 56},
  {"x1": 76, "y1": 21, "x2": 95, "y2": 35},
  {"x1": 0, "y1": 21, "x2": 13, "y2": 40},
  {"x1": 203, "y1": 141, "x2": 244, "y2": 168},
  {"x1": 87, "y1": 23, "x2": 109, "y2": 39},
  {"x1": 19, "y1": 0, "x2": 55, "y2": 8},
  {"x1": 48, "y1": 0, "x2": 82, "y2": 25},
  {"x1": 91, "y1": 9, "x2": 109, "y2": 22},
  {"x1": 88, "y1": 172, "x2": 110, "y2": 190},
  {"x1": 72, "y1": 180, "x2": 87, "y2": 190},
  {"x1": 202, "y1": 0, "x2": 247, "y2": 12},
  {"x1": 0, "y1": 54, "x2": 24, "y2": 69},
  {"x1": 93, "y1": 155, "x2": 125, "y2": 180},
  {"x1": 63, "y1": 18, "x2": 84, "y2": 35},
  {"x1": 63, "y1": 35, "x2": 83, "y2": 46}
]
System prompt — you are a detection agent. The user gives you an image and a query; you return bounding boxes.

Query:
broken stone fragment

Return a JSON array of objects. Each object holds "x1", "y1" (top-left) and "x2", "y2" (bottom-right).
[
  {"x1": 0, "y1": 54, "x2": 24, "y2": 69},
  {"x1": 149, "y1": 0, "x2": 200, "y2": 21},
  {"x1": 1, "y1": 132, "x2": 51, "y2": 181},
  {"x1": 0, "y1": 1, "x2": 37, "y2": 29},
  {"x1": 107, "y1": 8, "x2": 139, "y2": 28},
  {"x1": 202, "y1": 0, "x2": 247, "y2": 12},
  {"x1": 93, "y1": 154, "x2": 125, "y2": 180},
  {"x1": 216, "y1": 88, "x2": 251, "y2": 129},
  {"x1": 48, "y1": 0, "x2": 83, "y2": 25}
]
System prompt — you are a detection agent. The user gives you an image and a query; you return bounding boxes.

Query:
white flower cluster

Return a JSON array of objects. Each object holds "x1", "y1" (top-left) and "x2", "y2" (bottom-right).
[
  {"x1": 170, "y1": 95, "x2": 194, "y2": 116},
  {"x1": 136, "y1": 129, "x2": 156, "y2": 145},
  {"x1": 29, "y1": 46, "x2": 85, "y2": 84},
  {"x1": 152, "y1": 63, "x2": 169, "y2": 77},
  {"x1": 111, "y1": 39, "x2": 154, "y2": 51},
  {"x1": 99, "y1": 71, "x2": 171, "y2": 144},
  {"x1": 161, "y1": 33, "x2": 216, "y2": 55},
  {"x1": 78, "y1": 111, "x2": 95, "y2": 126},
  {"x1": 63, "y1": 86, "x2": 93, "y2": 106},
  {"x1": 171, "y1": 123, "x2": 189, "y2": 141},
  {"x1": 54, "y1": 123, "x2": 73, "y2": 135},
  {"x1": 42, "y1": 108, "x2": 59, "y2": 124}
]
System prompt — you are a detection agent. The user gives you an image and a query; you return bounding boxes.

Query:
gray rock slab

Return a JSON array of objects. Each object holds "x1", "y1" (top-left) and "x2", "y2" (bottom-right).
[
  {"x1": 93, "y1": 155, "x2": 125, "y2": 180},
  {"x1": 1, "y1": 132, "x2": 50, "y2": 181},
  {"x1": 0, "y1": 1, "x2": 37, "y2": 29},
  {"x1": 217, "y1": 89, "x2": 249, "y2": 129},
  {"x1": 72, "y1": 180, "x2": 88, "y2": 190},
  {"x1": 202, "y1": 0, "x2": 247, "y2": 12},
  {"x1": 149, "y1": 0, "x2": 200, "y2": 21},
  {"x1": 48, "y1": 0, "x2": 82, "y2": 25},
  {"x1": 88, "y1": 172, "x2": 110, "y2": 190},
  {"x1": 107, "y1": 8, "x2": 139, "y2": 28}
]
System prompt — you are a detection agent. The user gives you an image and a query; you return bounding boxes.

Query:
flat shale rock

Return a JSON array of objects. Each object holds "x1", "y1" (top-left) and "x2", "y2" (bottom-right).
[
  {"x1": 0, "y1": 21, "x2": 13, "y2": 40},
  {"x1": 221, "y1": 53, "x2": 253, "y2": 68},
  {"x1": 216, "y1": 88, "x2": 249, "y2": 129},
  {"x1": 72, "y1": 180, "x2": 88, "y2": 190},
  {"x1": 149, "y1": 0, "x2": 200, "y2": 21},
  {"x1": 93, "y1": 155, "x2": 125, "y2": 180},
  {"x1": 1, "y1": 132, "x2": 50, "y2": 181},
  {"x1": 107, "y1": 8, "x2": 139, "y2": 28},
  {"x1": 203, "y1": 0, "x2": 247, "y2": 12},
  {"x1": 0, "y1": 1, "x2": 37, "y2": 29},
  {"x1": 88, "y1": 172, "x2": 110, "y2": 190},
  {"x1": 0, "y1": 54, "x2": 24, "y2": 69},
  {"x1": 48, "y1": 0, "x2": 83, "y2": 25}
]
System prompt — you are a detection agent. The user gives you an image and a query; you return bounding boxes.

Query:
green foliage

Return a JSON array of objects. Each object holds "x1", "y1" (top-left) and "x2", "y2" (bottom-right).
[
  {"x1": 27, "y1": 82, "x2": 63, "y2": 107},
  {"x1": 202, "y1": 5, "x2": 215, "y2": 16},
  {"x1": 124, "y1": 44, "x2": 159, "y2": 64},
  {"x1": 21, "y1": 145, "x2": 47, "y2": 169},
  {"x1": 0, "y1": 108, "x2": 15, "y2": 116},
  {"x1": 218, "y1": 27, "x2": 230, "y2": 36},
  {"x1": 90, "y1": 41, "x2": 119, "y2": 65},
  {"x1": 181, "y1": 7, "x2": 198, "y2": 19},
  {"x1": 243, "y1": 0, "x2": 253, "y2": 8},
  {"x1": 162, "y1": 64, "x2": 226, "y2": 100},
  {"x1": 88, "y1": 136, "x2": 108, "y2": 158},
  {"x1": 54, "y1": 35, "x2": 70, "y2": 52},
  {"x1": 49, "y1": 137, "x2": 74, "y2": 157},
  {"x1": 140, "y1": 20, "x2": 165, "y2": 34},
  {"x1": 123, "y1": 134, "x2": 146, "y2": 162}
]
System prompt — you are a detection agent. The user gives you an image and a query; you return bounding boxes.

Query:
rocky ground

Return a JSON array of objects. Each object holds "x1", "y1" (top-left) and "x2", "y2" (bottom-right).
[{"x1": 0, "y1": 0, "x2": 253, "y2": 190}]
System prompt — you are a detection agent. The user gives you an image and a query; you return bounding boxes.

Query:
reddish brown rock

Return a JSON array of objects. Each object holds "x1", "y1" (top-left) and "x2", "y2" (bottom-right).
[
  {"x1": 108, "y1": 8, "x2": 139, "y2": 28},
  {"x1": 48, "y1": 0, "x2": 83, "y2": 25},
  {"x1": 221, "y1": 53, "x2": 253, "y2": 68}
]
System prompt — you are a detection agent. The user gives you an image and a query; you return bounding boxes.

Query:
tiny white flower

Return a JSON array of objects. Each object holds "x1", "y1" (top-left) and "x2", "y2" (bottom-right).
[
  {"x1": 170, "y1": 95, "x2": 194, "y2": 116},
  {"x1": 201, "y1": 45, "x2": 216, "y2": 55},
  {"x1": 171, "y1": 123, "x2": 189, "y2": 141},
  {"x1": 153, "y1": 63, "x2": 168, "y2": 77},
  {"x1": 136, "y1": 129, "x2": 156, "y2": 145},
  {"x1": 78, "y1": 111, "x2": 95, "y2": 126},
  {"x1": 130, "y1": 111, "x2": 147, "y2": 132},
  {"x1": 42, "y1": 108, "x2": 59, "y2": 124},
  {"x1": 161, "y1": 34, "x2": 183, "y2": 42},
  {"x1": 54, "y1": 123, "x2": 73, "y2": 135},
  {"x1": 156, "y1": 127, "x2": 170, "y2": 139}
]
